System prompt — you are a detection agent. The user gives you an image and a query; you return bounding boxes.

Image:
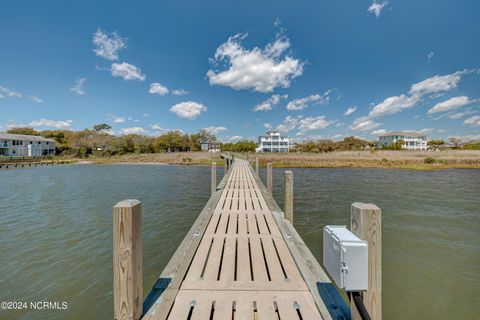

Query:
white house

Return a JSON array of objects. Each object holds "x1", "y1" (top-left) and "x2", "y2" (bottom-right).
[
  {"x1": 0, "y1": 133, "x2": 56, "y2": 156},
  {"x1": 377, "y1": 132, "x2": 427, "y2": 150},
  {"x1": 200, "y1": 140, "x2": 221, "y2": 152},
  {"x1": 256, "y1": 131, "x2": 289, "y2": 153}
]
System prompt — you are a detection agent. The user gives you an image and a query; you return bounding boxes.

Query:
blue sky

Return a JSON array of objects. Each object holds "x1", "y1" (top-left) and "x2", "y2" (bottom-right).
[{"x1": 1, "y1": 0, "x2": 479, "y2": 142}]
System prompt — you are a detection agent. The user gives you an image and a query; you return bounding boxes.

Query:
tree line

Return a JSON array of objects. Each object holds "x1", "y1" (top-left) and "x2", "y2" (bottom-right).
[{"x1": 6, "y1": 124, "x2": 259, "y2": 156}]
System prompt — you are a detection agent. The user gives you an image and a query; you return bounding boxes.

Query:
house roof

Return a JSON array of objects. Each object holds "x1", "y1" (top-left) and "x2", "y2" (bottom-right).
[
  {"x1": 379, "y1": 131, "x2": 426, "y2": 137},
  {"x1": 0, "y1": 133, "x2": 56, "y2": 142}
]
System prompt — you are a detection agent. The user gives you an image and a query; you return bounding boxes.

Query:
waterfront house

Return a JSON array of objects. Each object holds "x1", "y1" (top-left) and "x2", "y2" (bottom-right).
[
  {"x1": 377, "y1": 131, "x2": 427, "y2": 150},
  {"x1": 256, "y1": 130, "x2": 289, "y2": 153},
  {"x1": 200, "y1": 140, "x2": 221, "y2": 152},
  {"x1": 0, "y1": 133, "x2": 56, "y2": 156}
]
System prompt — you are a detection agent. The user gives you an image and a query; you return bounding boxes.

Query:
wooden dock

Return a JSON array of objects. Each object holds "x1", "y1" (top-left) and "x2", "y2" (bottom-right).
[{"x1": 113, "y1": 156, "x2": 381, "y2": 320}]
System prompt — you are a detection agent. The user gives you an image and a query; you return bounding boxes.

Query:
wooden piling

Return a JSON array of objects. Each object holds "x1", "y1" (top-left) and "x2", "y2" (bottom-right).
[
  {"x1": 113, "y1": 200, "x2": 143, "y2": 320},
  {"x1": 255, "y1": 157, "x2": 259, "y2": 175},
  {"x1": 211, "y1": 162, "x2": 217, "y2": 195},
  {"x1": 284, "y1": 171, "x2": 293, "y2": 224},
  {"x1": 267, "y1": 163, "x2": 273, "y2": 194},
  {"x1": 350, "y1": 202, "x2": 382, "y2": 320}
]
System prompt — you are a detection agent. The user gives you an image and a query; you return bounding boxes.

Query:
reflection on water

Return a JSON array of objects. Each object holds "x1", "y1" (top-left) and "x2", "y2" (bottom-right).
[{"x1": 0, "y1": 165, "x2": 479, "y2": 319}]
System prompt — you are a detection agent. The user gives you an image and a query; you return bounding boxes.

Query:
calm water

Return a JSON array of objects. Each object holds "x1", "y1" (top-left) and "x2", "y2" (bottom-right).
[{"x1": 0, "y1": 165, "x2": 479, "y2": 319}]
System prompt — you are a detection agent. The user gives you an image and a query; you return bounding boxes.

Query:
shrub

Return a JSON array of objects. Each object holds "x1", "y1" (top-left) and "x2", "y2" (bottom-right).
[{"x1": 424, "y1": 157, "x2": 436, "y2": 164}]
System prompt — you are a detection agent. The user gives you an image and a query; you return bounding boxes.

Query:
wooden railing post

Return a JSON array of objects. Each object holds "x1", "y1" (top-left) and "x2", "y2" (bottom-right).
[
  {"x1": 284, "y1": 171, "x2": 293, "y2": 224},
  {"x1": 211, "y1": 162, "x2": 216, "y2": 194},
  {"x1": 224, "y1": 157, "x2": 228, "y2": 174},
  {"x1": 113, "y1": 200, "x2": 142, "y2": 320},
  {"x1": 350, "y1": 202, "x2": 382, "y2": 320},
  {"x1": 267, "y1": 163, "x2": 273, "y2": 194},
  {"x1": 255, "y1": 157, "x2": 259, "y2": 175}
]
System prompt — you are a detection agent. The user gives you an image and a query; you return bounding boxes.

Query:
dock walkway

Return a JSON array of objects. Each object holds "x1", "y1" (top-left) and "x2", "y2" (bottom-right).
[
  {"x1": 166, "y1": 159, "x2": 321, "y2": 319},
  {"x1": 114, "y1": 157, "x2": 373, "y2": 320}
]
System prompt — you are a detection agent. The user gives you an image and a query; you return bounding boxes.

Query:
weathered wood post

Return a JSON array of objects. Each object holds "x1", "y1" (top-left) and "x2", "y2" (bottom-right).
[
  {"x1": 224, "y1": 157, "x2": 228, "y2": 174},
  {"x1": 284, "y1": 171, "x2": 293, "y2": 224},
  {"x1": 211, "y1": 162, "x2": 217, "y2": 194},
  {"x1": 255, "y1": 157, "x2": 259, "y2": 175},
  {"x1": 267, "y1": 163, "x2": 273, "y2": 194},
  {"x1": 113, "y1": 200, "x2": 143, "y2": 320},
  {"x1": 350, "y1": 202, "x2": 382, "y2": 320}
]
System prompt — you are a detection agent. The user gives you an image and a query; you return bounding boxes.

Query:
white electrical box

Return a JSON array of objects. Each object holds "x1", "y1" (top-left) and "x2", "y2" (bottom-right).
[{"x1": 323, "y1": 225, "x2": 368, "y2": 291}]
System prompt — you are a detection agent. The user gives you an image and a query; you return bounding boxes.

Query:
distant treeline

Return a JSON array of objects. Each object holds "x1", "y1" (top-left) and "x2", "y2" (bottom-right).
[
  {"x1": 292, "y1": 137, "x2": 373, "y2": 152},
  {"x1": 6, "y1": 125, "x2": 258, "y2": 157}
]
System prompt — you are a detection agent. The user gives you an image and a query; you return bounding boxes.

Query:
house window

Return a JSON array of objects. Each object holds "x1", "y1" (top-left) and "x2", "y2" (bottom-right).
[{"x1": 30, "y1": 141, "x2": 33, "y2": 144}]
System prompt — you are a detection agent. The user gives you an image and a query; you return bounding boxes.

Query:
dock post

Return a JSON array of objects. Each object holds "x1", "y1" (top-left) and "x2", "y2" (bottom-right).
[
  {"x1": 211, "y1": 162, "x2": 217, "y2": 194},
  {"x1": 255, "y1": 157, "x2": 259, "y2": 175},
  {"x1": 284, "y1": 171, "x2": 293, "y2": 224},
  {"x1": 113, "y1": 200, "x2": 142, "y2": 320},
  {"x1": 267, "y1": 163, "x2": 273, "y2": 194},
  {"x1": 350, "y1": 203, "x2": 382, "y2": 320},
  {"x1": 224, "y1": 157, "x2": 228, "y2": 174}
]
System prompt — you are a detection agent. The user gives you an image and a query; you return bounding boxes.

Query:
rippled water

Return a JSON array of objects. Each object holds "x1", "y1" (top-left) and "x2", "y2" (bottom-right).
[{"x1": 1, "y1": 165, "x2": 479, "y2": 319}]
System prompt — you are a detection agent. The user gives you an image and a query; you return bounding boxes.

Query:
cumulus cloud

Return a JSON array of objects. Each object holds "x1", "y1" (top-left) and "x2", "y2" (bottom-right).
[
  {"x1": 29, "y1": 119, "x2": 73, "y2": 129},
  {"x1": 447, "y1": 108, "x2": 478, "y2": 120},
  {"x1": 70, "y1": 78, "x2": 86, "y2": 95},
  {"x1": 344, "y1": 106, "x2": 357, "y2": 116},
  {"x1": 203, "y1": 126, "x2": 228, "y2": 135},
  {"x1": 0, "y1": 86, "x2": 22, "y2": 98},
  {"x1": 228, "y1": 135, "x2": 242, "y2": 142},
  {"x1": 253, "y1": 94, "x2": 287, "y2": 112},
  {"x1": 92, "y1": 29, "x2": 127, "y2": 61},
  {"x1": 427, "y1": 96, "x2": 472, "y2": 114},
  {"x1": 276, "y1": 115, "x2": 299, "y2": 132},
  {"x1": 171, "y1": 89, "x2": 188, "y2": 96},
  {"x1": 149, "y1": 82, "x2": 169, "y2": 95},
  {"x1": 170, "y1": 101, "x2": 207, "y2": 120},
  {"x1": 464, "y1": 115, "x2": 480, "y2": 127},
  {"x1": 108, "y1": 115, "x2": 126, "y2": 123},
  {"x1": 119, "y1": 127, "x2": 146, "y2": 135},
  {"x1": 111, "y1": 62, "x2": 146, "y2": 81},
  {"x1": 286, "y1": 91, "x2": 331, "y2": 111},
  {"x1": 409, "y1": 70, "x2": 466, "y2": 96},
  {"x1": 263, "y1": 123, "x2": 273, "y2": 130},
  {"x1": 30, "y1": 96, "x2": 43, "y2": 103},
  {"x1": 367, "y1": 1, "x2": 388, "y2": 17},
  {"x1": 297, "y1": 116, "x2": 332, "y2": 135},
  {"x1": 207, "y1": 32, "x2": 304, "y2": 93},
  {"x1": 369, "y1": 94, "x2": 420, "y2": 117},
  {"x1": 372, "y1": 129, "x2": 387, "y2": 136},
  {"x1": 349, "y1": 116, "x2": 381, "y2": 131},
  {"x1": 427, "y1": 51, "x2": 434, "y2": 62}
]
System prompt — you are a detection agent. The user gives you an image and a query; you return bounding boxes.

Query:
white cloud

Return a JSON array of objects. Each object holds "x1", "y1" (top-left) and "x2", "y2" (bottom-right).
[
  {"x1": 369, "y1": 94, "x2": 420, "y2": 117},
  {"x1": 464, "y1": 115, "x2": 480, "y2": 127},
  {"x1": 170, "y1": 101, "x2": 207, "y2": 120},
  {"x1": 119, "y1": 127, "x2": 146, "y2": 135},
  {"x1": 427, "y1": 51, "x2": 434, "y2": 62},
  {"x1": 253, "y1": 94, "x2": 287, "y2": 112},
  {"x1": 92, "y1": 29, "x2": 126, "y2": 61},
  {"x1": 286, "y1": 92, "x2": 330, "y2": 111},
  {"x1": 367, "y1": 1, "x2": 388, "y2": 17},
  {"x1": 108, "y1": 115, "x2": 126, "y2": 123},
  {"x1": 427, "y1": 96, "x2": 472, "y2": 114},
  {"x1": 30, "y1": 96, "x2": 43, "y2": 103},
  {"x1": 228, "y1": 135, "x2": 242, "y2": 142},
  {"x1": 111, "y1": 62, "x2": 146, "y2": 81},
  {"x1": 276, "y1": 115, "x2": 299, "y2": 132},
  {"x1": 344, "y1": 106, "x2": 357, "y2": 116},
  {"x1": 409, "y1": 70, "x2": 465, "y2": 96},
  {"x1": 150, "y1": 123, "x2": 164, "y2": 131},
  {"x1": 171, "y1": 89, "x2": 188, "y2": 96},
  {"x1": 149, "y1": 82, "x2": 169, "y2": 95},
  {"x1": 349, "y1": 116, "x2": 381, "y2": 131},
  {"x1": 372, "y1": 129, "x2": 387, "y2": 136},
  {"x1": 207, "y1": 33, "x2": 304, "y2": 93},
  {"x1": 297, "y1": 116, "x2": 332, "y2": 135},
  {"x1": 203, "y1": 126, "x2": 228, "y2": 135},
  {"x1": 29, "y1": 119, "x2": 73, "y2": 129},
  {"x1": 447, "y1": 108, "x2": 478, "y2": 120},
  {"x1": 70, "y1": 78, "x2": 86, "y2": 95},
  {"x1": 263, "y1": 123, "x2": 273, "y2": 130},
  {"x1": 0, "y1": 86, "x2": 22, "y2": 98}
]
